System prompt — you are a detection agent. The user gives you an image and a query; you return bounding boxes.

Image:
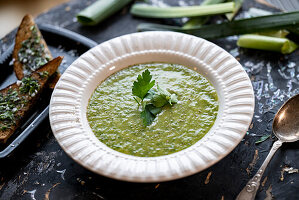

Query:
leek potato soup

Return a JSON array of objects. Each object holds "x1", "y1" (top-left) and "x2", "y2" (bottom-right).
[{"x1": 87, "y1": 63, "x2": 218, "y2": 157}]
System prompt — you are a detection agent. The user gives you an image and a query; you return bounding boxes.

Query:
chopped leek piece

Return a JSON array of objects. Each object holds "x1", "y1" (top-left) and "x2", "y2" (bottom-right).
[
  {"x1": 225, "y1": 0, "x2": 243, "y2": 20},
  {"x1": 183, "y1": 17, "x2": 208, "y2": 29},
  {"x1": 77, "y1": 0, "x2": 132, "y2": 26},
  {"x1": 183, "y1": 0, "x2": 225, "y2": 28},
  {"x1": 137, "y1": 11, "x2": 299, "y2": 39},
  {"x1": 257, "y1": 30, "x2": 289, "y2": 38},
  {"x1": 130, "y1": 2, "x2": 234, "y2": 18},
  {"x1": 237, "y1": 34, "x2": 298, "y2": 54},
  {"x1": 138, "y1": 23, "x2": 186, "y2": 32},
  {"x1": 200, "y1": 0, "x2": 226, "y2": 5}
]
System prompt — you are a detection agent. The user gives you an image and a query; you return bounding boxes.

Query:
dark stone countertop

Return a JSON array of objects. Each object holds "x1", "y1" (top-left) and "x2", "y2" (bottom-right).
[{"x1": 0, "y1": 0, "x2": 298, "y2": 199}]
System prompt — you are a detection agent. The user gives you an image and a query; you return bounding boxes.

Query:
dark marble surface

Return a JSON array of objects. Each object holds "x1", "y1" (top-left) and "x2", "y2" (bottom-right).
[{"x1": 0, "y1": 0, "x2": 298, "y2": 199}]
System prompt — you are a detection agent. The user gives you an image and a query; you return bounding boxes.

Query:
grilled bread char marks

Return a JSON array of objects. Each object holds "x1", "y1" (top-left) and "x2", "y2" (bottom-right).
[
  {"x1": 0, "y1": 56, "x2": 63, "y2": 143},
  {"x1": 13, "y1": 14, "x2": 52, "y2": 79}
]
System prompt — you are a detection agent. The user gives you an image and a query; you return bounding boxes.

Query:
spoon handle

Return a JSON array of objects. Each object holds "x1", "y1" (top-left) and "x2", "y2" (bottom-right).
[{"x1": 236, "y1": 140, "x2": 283, "y2": 200}]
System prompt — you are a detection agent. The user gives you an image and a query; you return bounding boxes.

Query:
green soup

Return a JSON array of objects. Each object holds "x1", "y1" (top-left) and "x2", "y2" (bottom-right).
[{"x1": 87, "y1": 63, "x2": 218, "y2": 157}]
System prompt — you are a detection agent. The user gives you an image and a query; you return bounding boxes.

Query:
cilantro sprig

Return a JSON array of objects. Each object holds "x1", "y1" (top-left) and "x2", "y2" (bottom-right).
[{"x1": 132, "y1": 69, "x2": 178, "y2": 126}]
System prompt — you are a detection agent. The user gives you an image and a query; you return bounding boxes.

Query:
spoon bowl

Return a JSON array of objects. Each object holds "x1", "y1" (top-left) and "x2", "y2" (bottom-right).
[
  {"x1": 236, "y1": 93, "x2": 299, "y2": 200},
  {"x1": 273, "y1": 94, "x2": 299, "y2": 142}
]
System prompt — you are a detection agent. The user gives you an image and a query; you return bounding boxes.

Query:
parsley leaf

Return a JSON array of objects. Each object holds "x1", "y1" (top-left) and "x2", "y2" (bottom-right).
[
  {"x1": 147, "y1": 104, "x2": 162, "y2": 116},
  {"x1": 141, "y1": 104, "x2": 163, "y2": 126},
  {"x1": 132, "y1": 70, "x2": 178, "y2": 126},
  {"x1": 152, "y1": 85, "x2": 178, "y2": 107},
  {"x1": 132, "y1": 69, "x2": 155, "y2": 100},
  {"x1": 141, "y1": 105, "x2": 155, "y2": 126}
]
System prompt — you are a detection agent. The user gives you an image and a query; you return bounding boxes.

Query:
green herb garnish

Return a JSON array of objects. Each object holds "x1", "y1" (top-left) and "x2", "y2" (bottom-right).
[
  {"x1": 152, "y1": 85, "x2": 178, "y2": 107},
  {"x1": 255, "y1": 134, "x2": 271, "y2": 144},
  {"x1": 140, "y1": 104, "x2": 156, "y2": 126},
  {"x1": 132, "y1": 70, "x2": 178, "y2": 126},
  {"x1": 19, "y1": 77, "x2": 40, "y2": 96},
  {"x1": 0, "y1": 76, "x2": 41, "y2": 131},
  {"x1": 132, "y1": 69, "x2": 155, "y2": 100},
  {"x1": 18, "y1": 25, "x2": 50, "y2": 74},
  {"x1": 38, "y1": 71, "x2": 49, "y2": 79},
  {"x1": 0, "y1": 126, "x2": 8, "y2": 131},
  {"x1": 0, "y1": 89, "x2": 22, "y2": 130}
]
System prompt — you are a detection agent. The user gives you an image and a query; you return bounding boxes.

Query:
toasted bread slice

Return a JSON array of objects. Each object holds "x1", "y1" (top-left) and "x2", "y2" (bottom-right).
[
  {"x1": 13, "y1": 14, "x2": 60, "y2": 88},
  {"x1": 0, "y1": 56, "x2": 63, "y2": 143},
  {"x1": 13, "y1": 14, "x2": 52, "y2": 79}
]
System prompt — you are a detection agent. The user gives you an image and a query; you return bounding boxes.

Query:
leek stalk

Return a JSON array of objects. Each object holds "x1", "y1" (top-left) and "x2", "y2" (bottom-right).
[
  {"x1": 237, "y1": 34, "x2": 298, "y2": 54},
  {"x1": 257, "y1": 30, "x2": 289, "y2": 38},
  {"x1": 137, "y1": 11, "x2": 299, "y2": 39},
  {"x1": 183, "y1": 0, "x2": 225, "y2": 29},
  {"x1": 183, "y1": 18, "x2": 208, "y2": 29},
  {"x1": 130, "y1": 2, "x2": 235, "y2": 18},
  {"x1": 225, "y1": 0, "x2": 244, "y2": 20},
  {"x1": 200, "y1": 0, "x2": 226, "y2": 5},
  {"x1": 77, "y1": 0, "x2": 132, "y2": 26}
]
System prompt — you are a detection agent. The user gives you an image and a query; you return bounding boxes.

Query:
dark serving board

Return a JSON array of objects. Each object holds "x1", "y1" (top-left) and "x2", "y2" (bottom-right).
[{"x1": 0, "y1": 24, "x2": 97, "y2": 158}]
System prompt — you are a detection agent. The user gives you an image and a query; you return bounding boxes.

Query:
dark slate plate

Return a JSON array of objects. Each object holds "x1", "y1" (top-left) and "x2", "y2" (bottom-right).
[{"x1": 0, "y1": 24, "x2": 97, "y2": 158}]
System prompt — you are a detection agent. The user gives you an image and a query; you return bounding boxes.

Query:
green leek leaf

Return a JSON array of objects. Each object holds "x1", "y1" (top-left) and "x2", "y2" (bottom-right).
[
  {"x1": 225, "y1": 0, "x2": 244, "y2": 21},
  {"x1": 183, "y1": 0, "x2": 225, "y2": 29},
  {"x1": 130, "y1": 2, "x2": 234, "y2": 18},
  {"x1": 77, "y1": 0, "x2": 132, "y2": 26},
  {"x1": 137, "y1": 11, "x2": 299, "y2": 39}
]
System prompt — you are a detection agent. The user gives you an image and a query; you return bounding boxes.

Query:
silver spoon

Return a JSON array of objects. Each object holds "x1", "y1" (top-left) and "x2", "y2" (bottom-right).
[{"x1": 236, "y1": 93, "x2": 299, "y2": 200}]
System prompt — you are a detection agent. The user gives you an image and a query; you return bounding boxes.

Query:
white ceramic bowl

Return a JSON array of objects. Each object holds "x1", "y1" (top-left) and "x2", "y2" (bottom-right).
[{"x1": 49, "y1": 31, "x2": 254, "y2": 182}]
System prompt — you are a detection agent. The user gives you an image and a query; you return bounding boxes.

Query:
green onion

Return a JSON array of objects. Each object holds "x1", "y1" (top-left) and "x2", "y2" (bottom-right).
[
  {"x1": 137, "y1": 11, "x2": 299, "y2": 39},
  {"x1": 225, "y1": 0, "x2": 244, "y2": 20},
  {"x1": 130, "y1": 2, "x2": 234, "y2": 18},
  {"x1": 183, "y1": 0, "x2": 225, "y2": 29},
  {"x1": 77, "y1": 0, "x2": 132, "y2": 26},
  {"x1": 237, "y1": 34, "x2": 298, "y2": 54}
]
